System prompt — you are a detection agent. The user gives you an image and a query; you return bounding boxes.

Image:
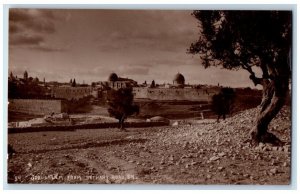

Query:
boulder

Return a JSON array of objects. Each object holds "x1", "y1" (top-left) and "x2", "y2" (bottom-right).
[{"x1": 149, "y1": 116, "x2": 170, "y2": 124}]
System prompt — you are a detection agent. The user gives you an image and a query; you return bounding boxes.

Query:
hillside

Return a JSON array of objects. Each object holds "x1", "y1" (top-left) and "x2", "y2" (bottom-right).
[{"x1": 8, "y1": 106, "x2": 291, "y2": 184}]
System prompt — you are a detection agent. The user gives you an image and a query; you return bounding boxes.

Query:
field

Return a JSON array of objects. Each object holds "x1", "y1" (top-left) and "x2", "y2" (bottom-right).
[{"x1": 7, "y1": 106, "x2": 291, "y2": 184}]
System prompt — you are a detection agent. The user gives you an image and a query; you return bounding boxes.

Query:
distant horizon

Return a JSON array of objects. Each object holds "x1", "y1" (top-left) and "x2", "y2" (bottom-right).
[
  {"x1": 9, "y1": 9, "x2": 262, "y2": 89},
  {"x1": 9, "y1": 70, "x2": 263, "y2": 90}
]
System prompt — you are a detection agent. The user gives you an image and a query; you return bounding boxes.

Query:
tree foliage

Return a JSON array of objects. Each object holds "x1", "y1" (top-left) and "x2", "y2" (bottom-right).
[
  {"x1": 189, "y1": 11, "x2": 291, "y2": 77},
  {"x1": 72, "y1": 79, "x2": 76, "y2": 87},
  {"x1": 107, "y1": 87, "x2": 139, "y2": 130},
  {"x1": 211, "y1": 87, "x2": 236, "y2": 122},
  {"x1": 8, "y1": 79, "x2": 48, "y2": 99},
  {"x1": 189, "y1": 11, "x2": 292, "y2": 145},
  {"x1": 150, "y1": 80, "x2": 156, "y2": 88}
]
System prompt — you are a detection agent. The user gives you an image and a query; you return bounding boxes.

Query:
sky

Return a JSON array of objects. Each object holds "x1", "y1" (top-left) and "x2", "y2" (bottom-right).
[{"x1": 8, "y1": 9, "x2": 261, "y2": 88}]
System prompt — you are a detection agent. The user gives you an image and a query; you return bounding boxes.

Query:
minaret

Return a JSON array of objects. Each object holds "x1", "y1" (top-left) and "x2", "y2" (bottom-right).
[{"x1": 24, "y1": 70, "x2": 28, "y2": 80}]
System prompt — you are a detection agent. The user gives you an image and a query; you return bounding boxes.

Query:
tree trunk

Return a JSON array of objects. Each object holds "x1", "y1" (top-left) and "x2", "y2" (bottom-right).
[
  {"x1": 250, "y1": 76, "x2": 289, "y2": 145},
  {"x1": 119, "y1": 114, "x2": 126, "y2": 130}
]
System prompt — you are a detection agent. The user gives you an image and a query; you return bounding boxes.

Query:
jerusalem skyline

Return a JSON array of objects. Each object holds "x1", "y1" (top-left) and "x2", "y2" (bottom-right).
[{"x1": 9, "y1": 9, "x2": 262, "y2": 88}]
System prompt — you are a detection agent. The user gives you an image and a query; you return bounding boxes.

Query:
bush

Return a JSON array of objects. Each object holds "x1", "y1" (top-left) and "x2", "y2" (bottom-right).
[{"x1": 211, "y1": 87, "x2": 235, "y2": 121}]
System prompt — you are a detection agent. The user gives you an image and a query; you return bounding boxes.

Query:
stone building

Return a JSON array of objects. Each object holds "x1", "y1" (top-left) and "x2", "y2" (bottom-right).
[
  {"x1": 96, "y1": 73, "x2": 138, "y2": 90},
  {"x1": 51, "y1": 86, "x2": 93, "y2": 100}
]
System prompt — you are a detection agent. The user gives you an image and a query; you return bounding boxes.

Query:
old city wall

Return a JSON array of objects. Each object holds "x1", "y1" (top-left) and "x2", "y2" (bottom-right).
[
  {"x1": 133, "y1": 87, "x2": 221, "y2": 101},
  {"x1": 9, "y1": 99, "x2": 67, "y2": 115}
]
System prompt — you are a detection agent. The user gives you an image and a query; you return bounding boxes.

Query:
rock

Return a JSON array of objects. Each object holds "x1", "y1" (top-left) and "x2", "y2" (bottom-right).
[
  {"x1": 190, "y1": 161, "x2": 198, "y2": 166},
  {"x1": 183, "y1": 142, "x2": 189, "y2": 148},
  {"x1": 209, "y1": 156, "x2": 220, "y2": 161},
  {"x1": 58, "y1": 162, "x2": 65, "y2": 166},
  {"x1": 272, "y1": 147, "x2": 278, "y2": 151},
  {"x1": 263, "y1": 146, "x2": 271, "y2": 151},
  {"x1": 283, "y1": 145, "x2": 290, "y2": 153},
  {"x1": 206, "y1": 174, "x2": 212, "y2": 179},
  {"x1": 270, "y1": 168, "x2": 278, "y2": 174},
  {"x1": 172, "y1": 121, "x2": 179, "y2": 126},
  {"x1": 283, "y1": 162, "x2": 288, "y2": 167},
  {"x1": 217, "y1": 166, "x2": 224, "y2": 171},
  {"x1": 27, "y1": 162, "x2": 32, "y2": 168},
  {"x1": 150, "y1": 116, "x2": 170, "y2": 124},
  {"x1": 258, "y1": 142, "x2": 264, "y2": 148},
  {"x1": 218, "y1": 152, "x2": 226, "y2": 157}
]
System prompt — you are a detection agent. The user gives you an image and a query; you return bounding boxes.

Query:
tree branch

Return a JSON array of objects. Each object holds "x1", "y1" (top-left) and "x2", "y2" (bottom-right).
[{"x1": 241, "y1": 64, "x2": 263, "y2": 86}]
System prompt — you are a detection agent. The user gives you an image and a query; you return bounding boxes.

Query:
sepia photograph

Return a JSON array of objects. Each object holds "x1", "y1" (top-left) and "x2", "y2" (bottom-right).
[{"x1": 7, "y1": 8, "x2": 292, "y2": 185}]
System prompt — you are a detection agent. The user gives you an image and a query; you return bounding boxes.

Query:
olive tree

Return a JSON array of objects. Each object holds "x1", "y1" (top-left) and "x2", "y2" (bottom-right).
[
  {"x1": 107, "y1": 87, "x2": 139, "y2": 130},
  {"x1": 189, "y1": 11, "x2": 292, "y2": 145}
]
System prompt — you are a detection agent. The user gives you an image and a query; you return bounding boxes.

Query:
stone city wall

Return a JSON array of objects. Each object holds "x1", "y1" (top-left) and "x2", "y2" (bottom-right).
[
  {"x1": 133, "y1": 87, "x2": 221, "y2": 102},
  {"x1": 8, "y1": 99, "x2": 67, "y2": 115}
]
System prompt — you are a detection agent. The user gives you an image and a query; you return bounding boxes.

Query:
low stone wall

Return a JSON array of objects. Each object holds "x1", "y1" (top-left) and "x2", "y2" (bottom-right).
[
  {"x1": 8, "y1": 99, "x2": 67, "y2": 115},
  {"x1": 8, "y1": 121, "x2": 169, "y2": 133}
]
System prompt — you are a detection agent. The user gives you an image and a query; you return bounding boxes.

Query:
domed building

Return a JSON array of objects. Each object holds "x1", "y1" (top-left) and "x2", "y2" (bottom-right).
[
  {"x1": 173, "y1": 73, "x2": 185, "y2": 88},
  {"x1": 108, "y1": 73, "x2": 118, "y2": 82},
  {"x1": 95, "y1": 72, "x2": 137, "y2": 90}
]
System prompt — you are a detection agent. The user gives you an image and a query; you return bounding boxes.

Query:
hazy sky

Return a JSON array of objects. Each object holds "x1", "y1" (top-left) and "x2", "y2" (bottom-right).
[{"x1": 9, "y1": 9, "x2": 261, "y2": 88}]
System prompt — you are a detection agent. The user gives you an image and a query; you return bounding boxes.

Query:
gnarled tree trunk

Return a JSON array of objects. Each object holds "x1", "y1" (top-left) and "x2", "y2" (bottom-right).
[{"x1": 250, "y1": 71, "x2": 289, "y2": 145}]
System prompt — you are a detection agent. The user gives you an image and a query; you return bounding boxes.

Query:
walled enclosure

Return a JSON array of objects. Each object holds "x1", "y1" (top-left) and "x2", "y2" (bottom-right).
[
  {"x1": 9, "y1": 99, "x2": 68, "y2": 115},
  {"x1": 132, "y1": 87, "x2": 221, "y2": 102}
]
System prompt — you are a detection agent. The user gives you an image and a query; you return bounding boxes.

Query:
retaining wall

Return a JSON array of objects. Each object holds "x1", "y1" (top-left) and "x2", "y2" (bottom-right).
[{"x1": 8, "y1": 99, "x2": 67, "y2": 115}]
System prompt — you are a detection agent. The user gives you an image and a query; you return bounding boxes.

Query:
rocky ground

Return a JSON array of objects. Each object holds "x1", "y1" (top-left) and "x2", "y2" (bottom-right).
[{"x1": 7, "y1": 106, "x2": 291, "y2": 184}]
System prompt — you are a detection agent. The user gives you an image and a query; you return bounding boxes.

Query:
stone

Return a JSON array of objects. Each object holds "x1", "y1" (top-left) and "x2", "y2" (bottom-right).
[
  {"x1": 272, "y1": 147, "x2": 278, "y2": 151},
  {"x1": 270, "y1": 168, "x2": 278, "y2": 174},
  {"x1": 172, "y1": 121, "x2": 179, "y2": 126},
  {"x1": 209, "y1": 156, "x2": 220, "y2": 161},
  {"x1": 263, "y1": 146, "x2": 271, "y2": 151},
  {"x1": 27, "y1": 162, "x2": 32, "y2": 168},
  {"x1": 217, "y1": 166, "x2": 224, "y2": 171},
  {"x1": 206, "y1": 174, "x2": 212, "y2": 179},
  {"x1": 218, "y1": 152, "x2": 226, "y2": 157},
  {"x1": 283, "y1": 145, "x2": 290, "y2": 153},
  {"x1": 258, "y1": 142, "x2": 264, "y2": 148}
]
